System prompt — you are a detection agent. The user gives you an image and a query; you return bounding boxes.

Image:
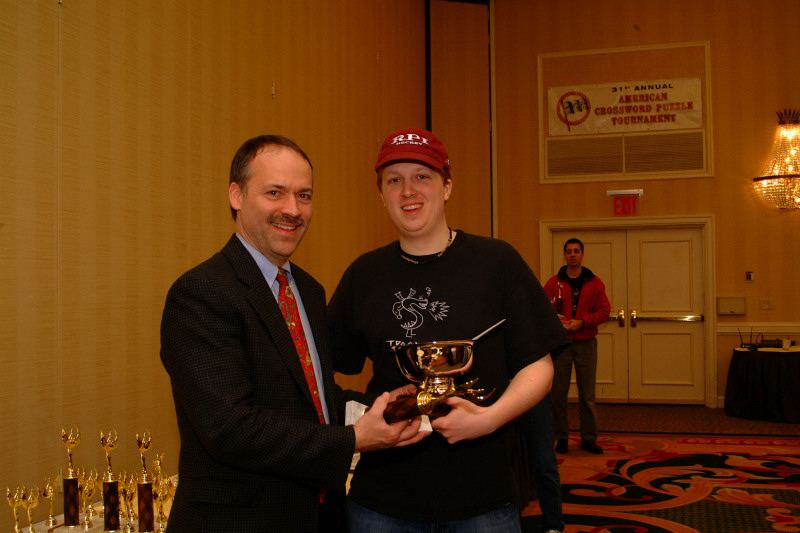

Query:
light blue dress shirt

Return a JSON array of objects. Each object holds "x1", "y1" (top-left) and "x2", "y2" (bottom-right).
[{"x1": 235, "y1": 234, "x2": 330, "y2": 423}]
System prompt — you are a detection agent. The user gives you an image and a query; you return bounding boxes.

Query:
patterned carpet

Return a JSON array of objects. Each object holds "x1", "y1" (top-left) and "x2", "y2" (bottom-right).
[
  {"x1": 521, "y1": 432, "x2": 800, "y2": 533},
  {"x1": 574, "y1": 404, "x2": 800, "y2": 436}
]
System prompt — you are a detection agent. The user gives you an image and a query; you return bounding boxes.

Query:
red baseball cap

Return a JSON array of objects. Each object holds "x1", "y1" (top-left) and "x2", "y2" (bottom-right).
[{"x1": 375, "y1": 128, "x2": 450, "y2": 172}]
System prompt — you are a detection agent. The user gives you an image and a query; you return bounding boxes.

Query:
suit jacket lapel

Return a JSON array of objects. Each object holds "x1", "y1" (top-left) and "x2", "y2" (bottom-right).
[{"x1": 221, "y1": 237, "x2": 314, "y2": 410}]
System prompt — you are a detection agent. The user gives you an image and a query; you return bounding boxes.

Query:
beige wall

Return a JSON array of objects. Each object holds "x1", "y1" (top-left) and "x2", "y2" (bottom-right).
[
  {"x1": 430, "y1": 0, "x2": 493, "y2": 237},
  {"x1": 2, "y1": 0, "x2": 800, "y2": 527},
  {"x1": 0, "y1": 0, "x2": 426, "y2": 526}
]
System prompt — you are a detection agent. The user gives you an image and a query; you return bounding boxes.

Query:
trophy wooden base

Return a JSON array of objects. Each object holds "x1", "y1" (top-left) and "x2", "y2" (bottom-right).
[
  {"x1": 103, "y1": 480, "x2": 120, "y2": 531},
  {"x1": 62, "y1": 477, "x2": 81, "y2": 527},
  {"x1": 383, "y1": 393, "x2": 451, "y2": 424},
  {"x1": 138, "y1": 481, "x2": 155, "y2": 533}
]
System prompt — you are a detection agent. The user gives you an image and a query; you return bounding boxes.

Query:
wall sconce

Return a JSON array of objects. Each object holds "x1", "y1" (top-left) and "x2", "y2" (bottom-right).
[{"x1": 753, "y1": 109, "x2": 800, "y2": 209}]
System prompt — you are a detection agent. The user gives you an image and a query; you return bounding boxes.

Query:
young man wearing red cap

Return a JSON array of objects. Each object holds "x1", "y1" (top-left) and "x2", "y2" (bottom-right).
[{"x1": 328, "y1": 128, "x2": 570, "y2": 532}]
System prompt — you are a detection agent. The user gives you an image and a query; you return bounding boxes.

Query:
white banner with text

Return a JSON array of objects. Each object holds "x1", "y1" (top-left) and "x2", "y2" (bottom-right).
[{"x1": 547, "y1": 78, "x2": 703, "y2": 136}]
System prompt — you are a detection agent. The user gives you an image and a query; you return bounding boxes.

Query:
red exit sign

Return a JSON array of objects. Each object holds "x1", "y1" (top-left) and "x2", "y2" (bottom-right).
[
  {"x1": 613, "y1": 195, "x2": 638, "y2": 215},
  {"x1": 608, "y1": 189, "x2": 643, "y2": 216}
]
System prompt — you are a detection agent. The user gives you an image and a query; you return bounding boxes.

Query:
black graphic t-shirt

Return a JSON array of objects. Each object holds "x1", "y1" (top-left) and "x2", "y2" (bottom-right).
[{"x1": 327, "y1": 230, "x2": 569, "y2": 521}]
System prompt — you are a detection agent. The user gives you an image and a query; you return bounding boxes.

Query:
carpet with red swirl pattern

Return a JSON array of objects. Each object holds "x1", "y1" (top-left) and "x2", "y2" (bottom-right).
[{"x1": 521, "y1": 433, "x2": 800, "y2": 533}]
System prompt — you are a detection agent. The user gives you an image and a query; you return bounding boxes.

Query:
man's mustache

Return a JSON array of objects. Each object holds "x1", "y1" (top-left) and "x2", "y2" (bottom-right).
[{"x1": 270, "y1": 215, "x2": 305, "y2": 228}]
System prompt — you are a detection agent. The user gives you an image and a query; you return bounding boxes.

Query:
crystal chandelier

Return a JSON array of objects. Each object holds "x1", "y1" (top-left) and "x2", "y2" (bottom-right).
[{"x1": 753, "y1": 109, "x2": 800, "y2": 209}]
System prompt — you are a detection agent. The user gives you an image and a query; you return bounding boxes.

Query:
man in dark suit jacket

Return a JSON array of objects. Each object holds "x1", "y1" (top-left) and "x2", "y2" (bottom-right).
[{"x1": 160, "y1": 135, "x2": 425, "y2": 532}]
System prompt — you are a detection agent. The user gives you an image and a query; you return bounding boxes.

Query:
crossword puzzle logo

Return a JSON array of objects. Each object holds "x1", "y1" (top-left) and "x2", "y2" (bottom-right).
[{"x1": 556, "y1": 91, "x2": 591, "y2": 129}]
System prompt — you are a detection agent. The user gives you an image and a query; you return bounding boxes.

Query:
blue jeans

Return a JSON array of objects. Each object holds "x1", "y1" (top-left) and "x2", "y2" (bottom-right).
[
  {"x1": 517, "y1": 394, "x2": 564, "y2": 533},
  {"x1": 348, "y1": 500, "x2": 521, "y2": 533}
]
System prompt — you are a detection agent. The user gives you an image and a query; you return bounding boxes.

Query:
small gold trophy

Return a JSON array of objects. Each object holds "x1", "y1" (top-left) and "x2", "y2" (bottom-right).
[
  {"x1": 119, "y1": 472, "x2": 137, "y2": 533},
  {"x1": 42, "y1": 477, "x2": 59, "y2": 527},
  {"x1": 6, "y1": 486, "x2": 23, "y2": 533},
  {"x1": 152, "y1": 454, "x2": 175, "y2": 533},
  {"x1": 153, "y1": 476, "x2": 175, "y2": 533},
  {"x1": 556, "y1": 281, "x2": 564, "y2": 313},
  {"x1": 383, "y1": 320, "x2": 503, "y2": 423},
  {"x1": 20, "y1": 485, "x2": 40, "y2": 533},
  {"x1": 78, "y1": 468, "x2": 99, "y2": 529},
  {"x1": 136, "y1": 432, "x2": 155, "y2": 533},
  {"x1": 101, "y1": 429, "x2": 120, "y2": 531},
  {"x1": 61, "y1": 426, "x2": 82, "y2": 527}
]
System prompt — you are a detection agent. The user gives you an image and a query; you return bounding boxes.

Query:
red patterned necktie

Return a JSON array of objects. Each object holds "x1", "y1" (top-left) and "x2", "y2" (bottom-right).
[{"x1": 276, "y1": 268, "x2": 326, "y2": 424}]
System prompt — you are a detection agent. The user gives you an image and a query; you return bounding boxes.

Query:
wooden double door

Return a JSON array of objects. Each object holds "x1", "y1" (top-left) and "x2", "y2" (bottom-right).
[{"x1": 550, "y1": 228, "x2": 705, "y2": 404}]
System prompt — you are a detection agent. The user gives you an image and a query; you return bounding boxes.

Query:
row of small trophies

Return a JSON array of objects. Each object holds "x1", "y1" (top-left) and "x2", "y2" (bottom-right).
[{"x1": 6, "y1": 428, "x2": 176, "y2": 533}]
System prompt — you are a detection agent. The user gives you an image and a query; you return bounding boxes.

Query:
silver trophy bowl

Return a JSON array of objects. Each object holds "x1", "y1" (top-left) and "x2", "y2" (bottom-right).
[{"x1": 393, "y1": 340, "x2": 474, "y2": 382}]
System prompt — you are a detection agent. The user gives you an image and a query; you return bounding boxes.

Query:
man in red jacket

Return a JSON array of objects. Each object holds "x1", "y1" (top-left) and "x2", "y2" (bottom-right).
[{"x1": 544, "y1": 238, "x2": 610, "y2": 455}]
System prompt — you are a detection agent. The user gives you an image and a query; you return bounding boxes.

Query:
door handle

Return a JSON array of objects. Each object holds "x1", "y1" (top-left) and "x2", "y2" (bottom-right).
[
  {"x1": 617, "y1": 308, "x2": 625, "y2": 327},
  {"x1": 630, "y1": 309, "x2": 638, "y2": 328},
  {"x1": 628, "y1": 315, "x2": 705, "y2": 322}
]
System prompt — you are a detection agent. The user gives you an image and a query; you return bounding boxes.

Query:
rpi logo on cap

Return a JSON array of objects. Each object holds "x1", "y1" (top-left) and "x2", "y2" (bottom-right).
[{"x1": 391, "y1": 133, "x2": 430, "y2": 146}]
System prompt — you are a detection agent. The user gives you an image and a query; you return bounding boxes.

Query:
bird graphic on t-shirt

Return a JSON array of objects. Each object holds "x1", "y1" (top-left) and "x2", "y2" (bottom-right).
[{"x1": 392, "y1": 288, "x2": 449, "y2": 337}]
